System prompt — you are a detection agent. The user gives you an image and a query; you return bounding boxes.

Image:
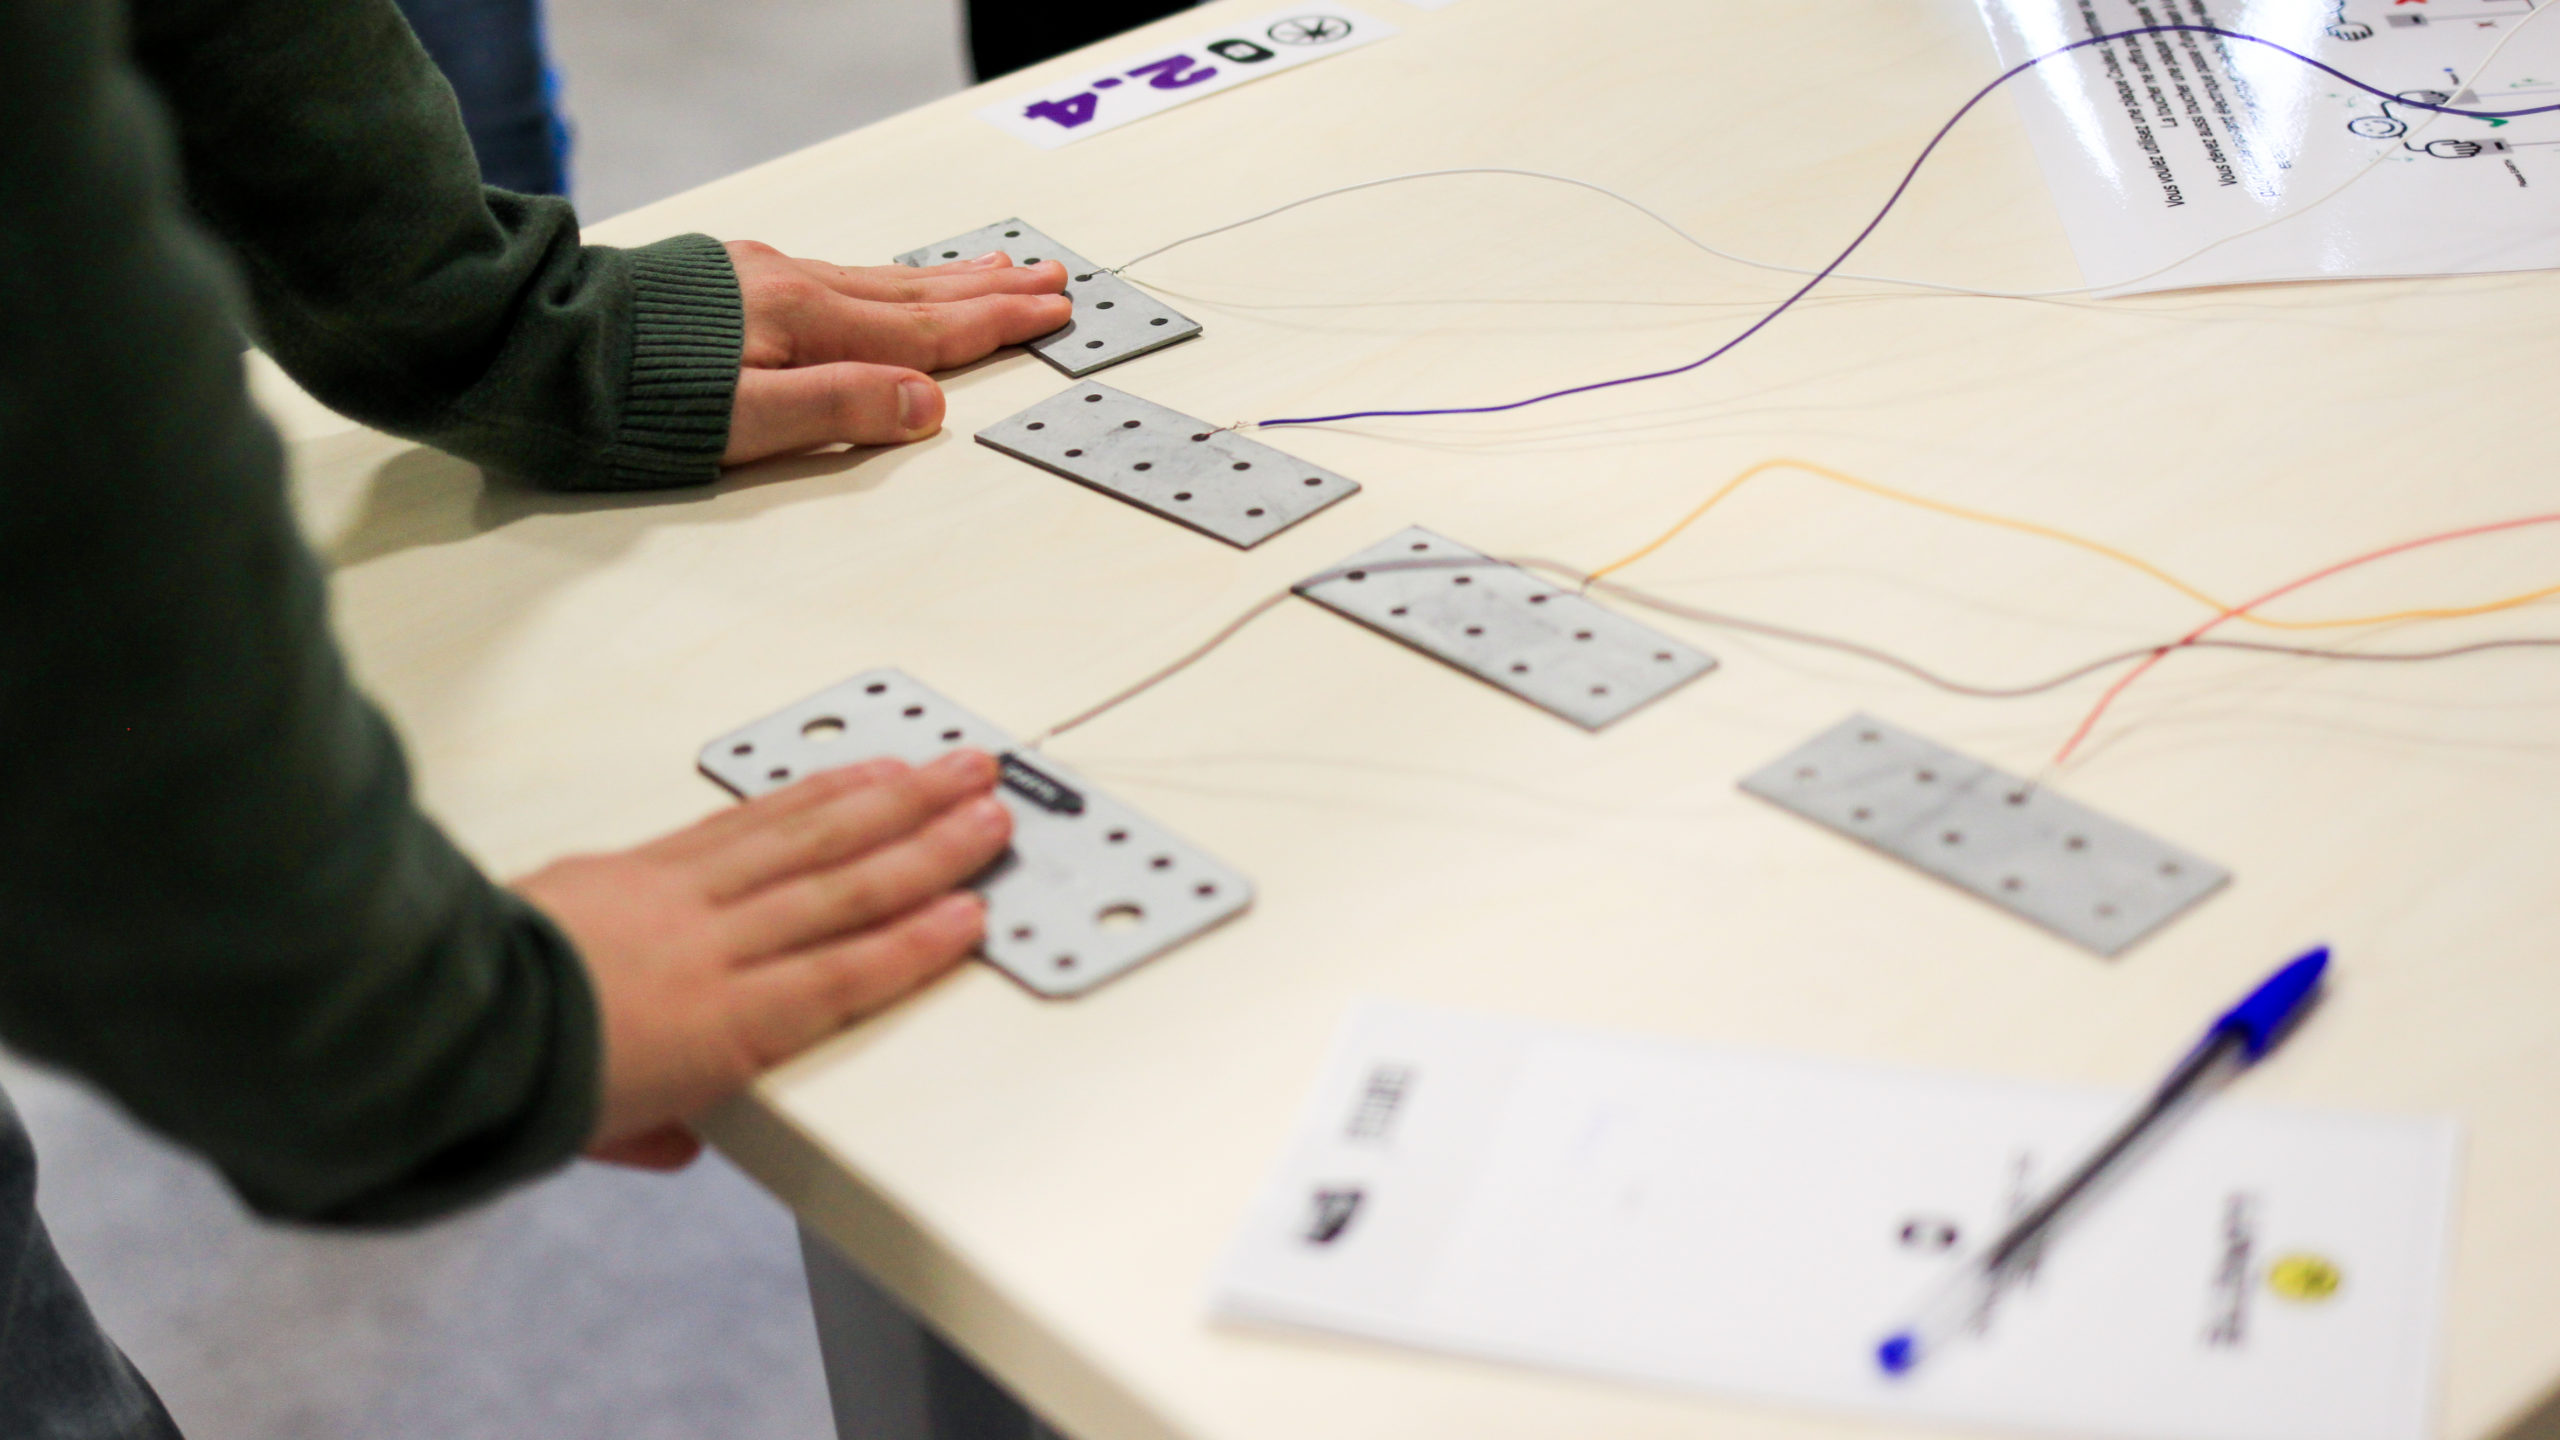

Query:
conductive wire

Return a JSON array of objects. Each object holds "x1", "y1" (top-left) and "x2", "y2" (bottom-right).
[
  {"x1": 1588, "y1": 457, "x2": 2560, "y2": 631},
  {"x1": 1018, "y1": 554, "x2": 2560, "y2": 749},
  {"x1": 1246, "y1": 24, "x2": 2560, "y2": 430},
  {"x1": 2053, "y1": 511, "x2": 2560, "y2": 763},
  {"x1": 1110, "y1": 11, "x2": 2549, "y2": 314}
]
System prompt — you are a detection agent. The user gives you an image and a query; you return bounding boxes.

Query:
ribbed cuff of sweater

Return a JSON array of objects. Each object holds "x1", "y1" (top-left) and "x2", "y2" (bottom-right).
[{"x1": 606, "y1": 233, "x2": 743, "y2": 488}]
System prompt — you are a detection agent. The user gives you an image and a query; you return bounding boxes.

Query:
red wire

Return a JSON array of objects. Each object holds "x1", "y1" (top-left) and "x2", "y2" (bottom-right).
[{"x1": 2053, "y1": 512, "x2": 2560, "y2": 764}]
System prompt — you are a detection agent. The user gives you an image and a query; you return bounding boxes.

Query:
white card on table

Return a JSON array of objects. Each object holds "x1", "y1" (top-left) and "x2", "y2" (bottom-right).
[
  {"x1": 1972, "y1": 0, "x2": 2560, "y2": 292},
  {"x1": 977, "y1": 8, "x2": 1397, "y2": 150},
  {"x1": 1214, "y1": 1002, "x2": 2457, "y2": 1440}
]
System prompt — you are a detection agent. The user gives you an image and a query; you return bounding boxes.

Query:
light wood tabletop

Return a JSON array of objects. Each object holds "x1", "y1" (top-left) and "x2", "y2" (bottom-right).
[{"x1": 270, "y1": 0, "x2": 2560, "y2": 1434}]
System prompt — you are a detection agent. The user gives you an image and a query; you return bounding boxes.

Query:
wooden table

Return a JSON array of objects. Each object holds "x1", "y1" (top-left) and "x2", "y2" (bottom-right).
[{"x1": 268, "y1": 0, "x2": 2560, "y2": 1434}]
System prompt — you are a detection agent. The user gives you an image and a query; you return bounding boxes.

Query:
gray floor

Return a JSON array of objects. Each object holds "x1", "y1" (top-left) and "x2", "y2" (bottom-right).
[
  {"x1": 550, "y1": 0, "x2": 969, "y2": 220},
  {"x1": 17, "y1": 6, "x2": 971, "y2": 1438}
]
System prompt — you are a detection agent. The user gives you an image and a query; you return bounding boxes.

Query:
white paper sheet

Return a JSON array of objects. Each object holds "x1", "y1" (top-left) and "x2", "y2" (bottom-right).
[
  {"x1": 976, "y1": 8, "x2": 1396, "y2": 150},
  {"x1": 1213, "y1": 1003, "x2": 2458, "y2": 1440},
  {"x1": 1971, "y1": 0, "x2": 2560, "y2": 291}
]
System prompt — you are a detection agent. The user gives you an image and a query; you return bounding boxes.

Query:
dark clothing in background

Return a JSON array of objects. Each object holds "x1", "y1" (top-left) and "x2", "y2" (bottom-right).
[
  {"x1": 2, "y1": 0, "x2": 747, "y2": 1423},
  {"x1": 392, "y1": 0, "x2": 571, "y2": 194},
  {"x1": 0, "y1": 1091, "x2": 187, "y2": 1440},
  {"x1": 968, "y1": 0, "x2": 1199, "y2": 80}
]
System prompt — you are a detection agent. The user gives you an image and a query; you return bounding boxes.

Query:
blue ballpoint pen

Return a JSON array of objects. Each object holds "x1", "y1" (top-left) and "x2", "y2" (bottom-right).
[{"x1": 1875, "y1": 945, "x2": 2332, "y2": 1377}]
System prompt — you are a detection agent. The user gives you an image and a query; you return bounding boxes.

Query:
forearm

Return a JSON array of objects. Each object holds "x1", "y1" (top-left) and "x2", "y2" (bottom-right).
[
  {"x1": 127, "y1": 0, "x2": 742, "y2": 490},
  {"x1": 0, "y1": 0, "x2": 600, "y2": 1224}
]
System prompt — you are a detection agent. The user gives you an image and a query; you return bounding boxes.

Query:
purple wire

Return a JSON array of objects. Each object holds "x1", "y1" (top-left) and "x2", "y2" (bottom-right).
[{"x1": 1255, "y1": 24, "x2": 2560, "y2": 430}]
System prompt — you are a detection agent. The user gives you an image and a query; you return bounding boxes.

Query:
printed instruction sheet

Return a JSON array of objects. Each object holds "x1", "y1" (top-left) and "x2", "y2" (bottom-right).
[
  {"x1": 1972, "y1": 0, "x2": 2560, "y2": 290},
  {"x1": 1213, "y1": 1003, "x2": 2458, "y2": 1440}
]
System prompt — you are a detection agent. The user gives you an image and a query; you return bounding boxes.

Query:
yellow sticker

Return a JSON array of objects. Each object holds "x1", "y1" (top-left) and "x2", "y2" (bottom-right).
[{"x1": 2267, "y1": 1254, "x2": 2344, "y2": 1303}]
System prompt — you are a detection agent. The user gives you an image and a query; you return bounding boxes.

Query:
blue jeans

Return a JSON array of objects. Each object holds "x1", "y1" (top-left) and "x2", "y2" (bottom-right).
[
  {"x1": 0, "y1": 1084, "x2": 185, "y2": 1440},
  {"x1": 392, "y1": 0, "x2": 570, "y2": 195}
]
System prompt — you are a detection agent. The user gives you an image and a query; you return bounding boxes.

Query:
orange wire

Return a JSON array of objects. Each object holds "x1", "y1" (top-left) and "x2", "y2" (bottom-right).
[
  {"x1": 2053, "y1": 513, "x2": 2560, "y2": 764},
  {"x1": 1592, "y1": 459, "x2": 2560, "y2": 631}
]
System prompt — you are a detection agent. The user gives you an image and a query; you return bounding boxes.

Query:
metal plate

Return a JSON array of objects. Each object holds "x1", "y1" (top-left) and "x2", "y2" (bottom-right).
[
  {"x1": 698, "y1": 669, "x2": 1253, "y2": 998},
  {"x1": 1293, "y1": 527, "x2": 1718, "y2": 729},
  {"x1": 894, "y1": 219, "x2": 1201, "y2": 377},
  {"x1": 976, "y1": 385, "x2": 1361, "y2": 548},
  {"x1": 1739, "y1": 714, "x2": 2231, "y2": 957}
]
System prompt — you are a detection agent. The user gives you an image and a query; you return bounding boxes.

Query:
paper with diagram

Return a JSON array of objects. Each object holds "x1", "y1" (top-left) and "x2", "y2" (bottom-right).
[
  {"x1": 1972, "y1": 0, "x2": 2560, "y2": 291},
  {"x1": 1213, "y1": 1002, "x2": 2457, "y2": 1440}
]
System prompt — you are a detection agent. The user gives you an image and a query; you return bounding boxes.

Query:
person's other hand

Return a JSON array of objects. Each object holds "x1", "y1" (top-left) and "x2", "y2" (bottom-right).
[
  {"x1": 514, "y1": 751, "x2": 1014, "y2": 1169},
  {"x1": 721, "y1": 241, "x2": 1072, "y2": 465}
]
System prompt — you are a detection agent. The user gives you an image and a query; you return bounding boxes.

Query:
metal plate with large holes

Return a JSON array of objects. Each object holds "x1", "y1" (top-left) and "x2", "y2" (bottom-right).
[
  {"x1": 894, "y1": 219, "x2": 1200, "y2": 377},
  {"x1": 698, "y1": 670, "x2": 1253, "y2": 999},
  {"x1": 1739, "y1": 714, "x2": 2230, "y2": 956},
  {"x1": 1292, "y1": 526, "x2": 1717, "y2": 729},
  {"x1": 976, "y1": 385, "x2": 1361, "y2": 548}
]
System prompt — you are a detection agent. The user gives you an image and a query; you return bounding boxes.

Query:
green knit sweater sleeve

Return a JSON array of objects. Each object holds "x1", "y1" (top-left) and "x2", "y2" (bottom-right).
[
  {"x1": 0, "y1": 0, "x2": 612, "y2": 1225},
  {"x1": 126, "y1": 0, "x2": 745, "y2": 490}
]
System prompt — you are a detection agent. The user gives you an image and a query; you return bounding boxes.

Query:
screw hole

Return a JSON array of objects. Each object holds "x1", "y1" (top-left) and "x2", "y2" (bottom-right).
[
  {"x1": 1085, "y1": 340, "x2": 1104, "y2": 349},
  {"x1": 864, "y1": 682, "x2": 888, "y2": 695},
  {"x1": 1464, "y1": 625, "x2": 1484, "y2": 637},
  {"x1": 1106, "y1": 828, "x2": 1129, "y2": 844},
  {"x1": 1134, "y1": 462, "x2": 1153, "y2": 472},
  {"x1": 1794, "y1": 765, "x2": 1817, "y2": 780},
  {"x1": 1191, "y1": 432, "x2": 1211, "y2": 442},
  {"x1": 1852, "y1": 807, "x2": 1873, "y2": 822},
  {"x1": 1915, "y1": 768, "x2": 1937, "y2": 784},
  {"x1": 769, "y1": 767, "x2": 792, "y2": 782},
  {"x1": 2065, "y1": 835, "x2": 2088, "y2": 851},
  {"x1": 1121, "y1": 419, "x2": 1140, "y2": 429},
  {"x1": 731, "y1": 742, "x2": 754, "y2": 756},
  {"x1": 941, "y1": 250, "x2": 959, "y2": 259},
  {"x1": 2159, "y1": 861, "x2": 2183, "y2": 877},
  {"x1": 1346, "y1": 570, "x2": 1367, "y2": 582},
  {"x1": 1302, "y1": 477, "x2": 1322, "y2": 487},
  {"x1": 802, "y1": 717, "x2": 846, "y2": 741},
  {"x1": 2002, "y1": 876, "x2": 2024, "y2": 892},
  {"x1": 1010, "y1": 925, "x2": 1034, "y2": 942},
  {"x1": 1573, "y1": 630, "x2": 1593, "y2": 642},
  {"x1": 1942, "y1": 830, "x2": 1963, "y2": 846},
  {"x1": 1026, "y1": 421, "x2": 1046, "y2": 431},
  {"x1": 1084, "y1": 394, "x2": 1103, "y2": 403},
  {"x1": 1194, "y1": 882, "x2": 1219, "y2": 899},
  {"x1": 1149, "y1": 855, "x2": 1173, "y2": 870},
  {"x1": 1859, "y1": 729, "x2": 1881, "y2": 744},
  {"x1": 2094, "y1": 902, "x2": 2119, "y2": 919},
  {"x1": 1246, "y1": 507, "x2": 1265, "y2": 517},
  {"x1": 1150, "y1": 317, "x2": 1170, "y2": 326},
  {"x1": 1097, "y1": 301, "x2": 1116, "y2": 310},
  {"x1": 1097, "y1": 903, "x2": 1145, "y2": 932},
  {"x1": 1065, "y1": 448, "x2": 1084, "y2": 458},
  {"x1": 1590, "y1": 684, "x2": 1610, "y2": 696},
  {"x1": 1172, "y1": 491, "x2": 1192, "y2": 501},
  {"x1": 1233, "y1": 462, "x2": 1252, "y2": 472},
  {"x1": 1529, "y1": 594, "x2": 1550, "y2": 604},
  {"x1": 1054, "y1": 954, "x2": 1077, "y2": 970},
  {"x1": 1003, "y1": 229, "x2": 1020, "y2": 238},
  {"x1": 1388, "y1": 605, "x2": 1407, "y2": 616},
  {"x1": 1409, "y1": 542, "x2": 1429, "y2": 552},
  {"x1": 940, "y1": 728, "x2": 962, "y2": 743},
  {"x1": 2006, "y1": 791, "x2": 2029, "y2": 807},
  {"x1": 902, "y1": 705, "x2": 925, "y2": 719},
  {"x1": 1076, "y1": 272, "x2": 1094, "y2": 282},
  {"x1": 1453, "y1": 576, "x2": 1472, "y2": 586},
  {"x1": 1510, "y1": 662, "x2": 1530, "y2": 674}
]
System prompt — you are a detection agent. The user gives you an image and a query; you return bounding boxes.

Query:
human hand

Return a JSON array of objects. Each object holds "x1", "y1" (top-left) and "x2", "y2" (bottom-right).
[
  {"x1": 721, "y1": 241, "x2": 1072, "y2": 465},
  {"x1": 514, "y1": 751, "x2": 1014, "y2": 1169}
]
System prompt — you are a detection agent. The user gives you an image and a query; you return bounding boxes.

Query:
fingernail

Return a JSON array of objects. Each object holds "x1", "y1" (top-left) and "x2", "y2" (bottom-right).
[
  {"x1": 967, "y1": 251, "x2": 1008, "y2": 267},
  {"x1": 964, "y1": 796, "x2": 1010, "y2": 832},
  {"x1": 925, "y1": 749, "x2": 995, "y2": 781},
  {"x1": 898, "y1": 378, "x2": 936, "y2": 432}
]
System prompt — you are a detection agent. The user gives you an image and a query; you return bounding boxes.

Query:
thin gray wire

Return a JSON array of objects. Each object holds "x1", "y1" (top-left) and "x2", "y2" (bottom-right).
[
  {"x1": 1021, "y1": 554, "x2": 2560, "y2": 746},
  {"x1": 1107, "y1": 15, "x2": 2551, "y2": 309}
]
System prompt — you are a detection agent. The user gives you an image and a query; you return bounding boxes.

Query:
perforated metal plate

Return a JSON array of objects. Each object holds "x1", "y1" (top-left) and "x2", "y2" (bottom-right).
[
  {"x1": 894, "y1": 219, "x2": 1200, "y2": 377},
  {"x1": 1293, "y1": 527, "x2": 1717, "y2": 729},
  {"x1": 699, "y1": 670, "x2": 1253, "y2": 998},
  {"x1": 977, "y1": 385, "x2": 1361, "y2": 547},
  {"x1": 1739, "y1": 714, "x2": 2230, "y2": 956}
]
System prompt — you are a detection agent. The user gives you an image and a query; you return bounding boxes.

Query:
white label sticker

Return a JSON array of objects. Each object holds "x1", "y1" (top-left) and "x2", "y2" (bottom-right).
[{"x1": 977, "y1": 8, "x2": 1399, "y2": 149}]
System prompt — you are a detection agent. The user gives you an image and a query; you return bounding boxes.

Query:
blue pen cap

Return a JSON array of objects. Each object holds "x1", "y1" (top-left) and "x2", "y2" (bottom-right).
[{"x1": 2212, "y1": 946, "x2": 2329, "y2": 1060}]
